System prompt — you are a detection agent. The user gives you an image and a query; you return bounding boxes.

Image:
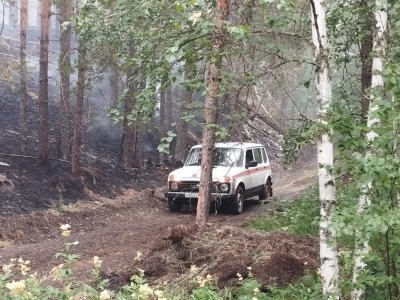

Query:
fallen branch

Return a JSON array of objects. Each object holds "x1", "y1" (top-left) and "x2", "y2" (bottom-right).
[{"x1": 0, "y1": 174, "x2": 14, "y2": 190}]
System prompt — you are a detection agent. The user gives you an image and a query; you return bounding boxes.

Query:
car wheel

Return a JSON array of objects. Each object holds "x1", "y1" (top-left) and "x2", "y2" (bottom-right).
[
  {"x1": 259, "y1": 179, "x2": 272, "y2": 202},
  {"x1": 168, "y1": 197, "x2": 183, "y2": 212},
  {"x1": 231, "y1": 186, "x2": 245, "y2": 214}
]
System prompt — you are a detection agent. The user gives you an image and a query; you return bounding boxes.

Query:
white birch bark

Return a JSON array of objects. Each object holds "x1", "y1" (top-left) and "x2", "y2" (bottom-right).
[
  {"x1": 310, "y1": 0, "x2": 339, "y2": 298},
  {"x1": 351, "y1": 1, "x2": 387, "y2": 299}
]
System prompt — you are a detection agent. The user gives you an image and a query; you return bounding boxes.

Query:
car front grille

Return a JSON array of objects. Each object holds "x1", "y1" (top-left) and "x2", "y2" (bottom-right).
[
  {"x1": 173, "y1": 181, "x2": 200, "y2": 192},
  {"x1": 169, "y1": 181, "x2": 229, "y2": 193}
]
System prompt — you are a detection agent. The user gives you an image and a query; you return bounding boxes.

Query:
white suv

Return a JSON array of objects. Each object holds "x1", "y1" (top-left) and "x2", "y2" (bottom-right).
[{"x1": 165, "y1": 142, "x2": 273, "y2": 214}]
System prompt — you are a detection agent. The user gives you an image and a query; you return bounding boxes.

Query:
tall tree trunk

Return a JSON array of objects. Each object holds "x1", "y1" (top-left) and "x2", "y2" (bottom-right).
[
  {"x1": 71, "y1": 49, "x2": 86, "y2": 176},
  {"x1": 109, "y1": 64, "x2": 119, "y2": 106},
  {"x1": 165, "y1": 83, "x2": 172, "y2": 132},
  {"x1": 19, "y1": 0, "x2": 28, "y2": 155},
  {"x1": 310, "y1": 0, "x2": 339, "y2": 298},
  {"x1": 351, "y1": 1, "x2": 387, "y2": 299},
  {"x1": 360, "y1": 0, "x2": 374, "y2": 121},
  {"x1": 38, "y1": 0, "x2": 50, "y2": 165},
  {"x1": 159, "y1": 89, "x2": 166, "y2": 133},
  {"x1": 175, "y1": 67, "x2": 193, "y2": 161},
  {"x1": 134, "y1": 118, "x2": 144, "y2": 171},
  {"x1": 57, "y1": 0, "x2": 72, "y2": 160},
  {"x1": 159, "y1": 86, "x2": 166, "y2": 163},
  {"x1": 196, "y1": 0, "x2": 229, "y2": 229},
  {"x1": 121, "y1": 108, "x2": 135, "y2": 170},
  {"x1": 122, "y1": 72, "x2": 136, "y2": 170}
]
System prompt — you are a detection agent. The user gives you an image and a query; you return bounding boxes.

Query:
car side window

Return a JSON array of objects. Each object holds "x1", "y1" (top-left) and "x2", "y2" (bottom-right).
[
  {"x1": 253, "y1": 148, "x2": 263, "y2": 164},
  {"x1": 245, "y1": 149, "x2": 254, "y2": 163},
  {"x1": 261, "y1": 147, "x2": 268, "y2": 164}
]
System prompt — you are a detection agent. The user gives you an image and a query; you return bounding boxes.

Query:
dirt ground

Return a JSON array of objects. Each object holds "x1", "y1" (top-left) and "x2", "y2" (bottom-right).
[
  {"x1": 0, "y1": 158, "x2": 318, "y2": 290},
  {"x1": 0, "y1": 80, "x2": 319, "y2": 290}
]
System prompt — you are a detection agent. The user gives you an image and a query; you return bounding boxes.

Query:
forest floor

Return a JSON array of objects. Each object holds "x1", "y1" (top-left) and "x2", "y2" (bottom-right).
[
  {"x1": 0, "y1": 156, "x2": 318, "y2": 290},
  {"x1": 0, "y1": 81, "x2": 319, "y2": 290}
]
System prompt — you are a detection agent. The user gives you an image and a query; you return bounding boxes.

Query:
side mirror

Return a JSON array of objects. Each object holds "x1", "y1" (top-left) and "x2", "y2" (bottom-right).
[
  {"x1": 176, "y1": 160, "x2": 184, "y2": 167},
  {"x1": 245, "y1": 160, "x2": 258, "y2": 169}
]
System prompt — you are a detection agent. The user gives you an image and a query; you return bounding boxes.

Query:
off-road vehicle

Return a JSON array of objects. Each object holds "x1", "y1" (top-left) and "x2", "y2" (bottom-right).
[{"x1": 165, "y1": 142, "x2": 273, "y2": 214}]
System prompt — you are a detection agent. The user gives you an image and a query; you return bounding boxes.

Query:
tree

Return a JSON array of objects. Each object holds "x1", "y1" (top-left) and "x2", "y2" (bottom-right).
[
  {"x1": 351, "y1": 0, "x2": 387, "y2": 298},
  {"x1": 122, "y1": 71, "x2": 136, "y2": 170},
  {"x1": 38, "y1": 0, "x2": 51, "y2": 165},
  {"x1": 196, "y1": 0, "x2": 229, "y2": 229},
  {"x1": 19, "y1": 0, "x2": 27, "y2": 155},
  {"x1": 359, "y1": 0, "x2": 374, "y2": 121},
  {"x1": 159, "y1": 84, "x2": 166, "y2": 163},
  {"x1": 71, "y1": 49, "x2": 86, "y2": 176},
  {"x1": 165, "y1": 83, "x2": 172, "y2": 137},
  {"x1": 57, "y1": 0, "x2": 73, "y2": 160},
  {"x1": 175, "y1": 66, "x2": 193, "y2": 161},
  {"x1": 310, "y1": 0, "x2": 339, "y2": 297}
]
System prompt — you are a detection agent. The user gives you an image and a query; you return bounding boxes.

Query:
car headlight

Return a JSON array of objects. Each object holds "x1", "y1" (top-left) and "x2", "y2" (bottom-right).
[
  {"x1": 220, "y1": 183, "x2": 229, "y2": 192},
  {"x1": 218, "y1": 176, "x2": 230, "y2": 182},
  {"x1": 170, "y1": 182, "x2": 179, "y2": 191}
]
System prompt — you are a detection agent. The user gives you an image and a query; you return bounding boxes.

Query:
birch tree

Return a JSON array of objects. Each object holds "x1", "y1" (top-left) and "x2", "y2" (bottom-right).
[
  {"x1": 310, "y1": 0, "x2": 339, "y2": 297},
  {"x1": 351, "y1": 0, "x2": 387, "y2": 299}
]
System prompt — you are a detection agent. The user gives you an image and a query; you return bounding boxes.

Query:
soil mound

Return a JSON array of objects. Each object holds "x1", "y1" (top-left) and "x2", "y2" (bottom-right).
[{"x1": 106, "y1": 224, "x2": 319, "y2": 290}]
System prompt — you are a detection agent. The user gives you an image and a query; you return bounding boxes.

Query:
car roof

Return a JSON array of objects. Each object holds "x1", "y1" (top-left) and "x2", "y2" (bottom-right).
[{"x1": 191, "y1": 142, "x2": 265, "y2": 149}]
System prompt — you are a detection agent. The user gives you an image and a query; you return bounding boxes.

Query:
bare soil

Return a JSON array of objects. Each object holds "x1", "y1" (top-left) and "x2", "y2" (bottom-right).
[{"x1": 0, "y1": 80, "x2": 318, "y2": 291}]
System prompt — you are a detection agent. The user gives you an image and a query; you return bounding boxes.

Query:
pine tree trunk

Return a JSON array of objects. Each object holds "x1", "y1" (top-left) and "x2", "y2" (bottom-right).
[
  {"x1": 109, "y1": 64, "x2": 119, "y2": 106},
  {"x1": 310, "y1": 0, "x2": 339, "y2": 297},
  {"x1": 19, "y1": 0, "x2": 28, "y2": 155},
  {"x1": 159, "y1": 86, "x2": 166, "y2": 163},
  {"x1": 360, "y1": 0, "x2": 374, "y2": 121},
  {"x1": 159, "y1": 89, "x2": 166, "y2": 134},
  {"x1": 38, "y1": 0, "x2": 50, "y2": 165},
  {"x1": 166, "y1": 84, "x2": 172, "y2": 132},
  {"x1": 121, "y1": 73, "x2": 136, "y2": 170},
  {"x1": 351, "y1": 1, "x2": 387, "y2": 299},
  {"x1": 196, "y1": 0, "x2": 229, "y2": 229},
  {"x1": 134, "y1": 118, "x2": 144, "y2": 171},
  {"x1": 57, "y1": 0, "x2": 72, "y2": 160},
  {"x1": 175, "y1": 67, "x2": 192, "y2": 161},
  {"x1": 71, "y1": 50, "x2": 86, "y2": 176}
]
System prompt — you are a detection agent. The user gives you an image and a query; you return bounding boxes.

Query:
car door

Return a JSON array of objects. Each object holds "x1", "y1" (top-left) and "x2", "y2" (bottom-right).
[
  {"x1": 243, "y1": 148, "x2": 257, "y2": 196},
  {"x1": 252, "y1": 147, "x2": 265, "y2": 189}
]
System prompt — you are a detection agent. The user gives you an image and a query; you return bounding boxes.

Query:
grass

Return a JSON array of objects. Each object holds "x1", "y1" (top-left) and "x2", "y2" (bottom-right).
[{"x1": 247, "y1": 186, "x2": 319, "y2": 236}]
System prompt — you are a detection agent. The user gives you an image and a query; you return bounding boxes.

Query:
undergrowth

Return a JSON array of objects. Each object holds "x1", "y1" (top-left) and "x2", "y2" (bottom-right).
[
  {"x1": 246, "y1": 186, "x2": 319, "y2": 236},
  {"x1": 0, "y1": 196, "x2": 323, "y2": 300}
]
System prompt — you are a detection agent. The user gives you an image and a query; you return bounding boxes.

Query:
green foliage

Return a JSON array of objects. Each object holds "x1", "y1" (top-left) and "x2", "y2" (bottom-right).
[
  {"x1": 72, "y1": 0, "x2": 310, "y2": 137},
  {"x1": 247, "y1": 186, "x2": 319, "y2": 236},
  {"x1": 282, "y1": 118, "x2": 319, "y2": 165},
  {"x1": 158, "y1": 131, "x2": 177, "y2": 155},
  {"x1": 265, "y1": 273, "x2": 322, "y2": 299},
  {"x1": 327, "y1": 39, "x2": 400, "y2": 297}
]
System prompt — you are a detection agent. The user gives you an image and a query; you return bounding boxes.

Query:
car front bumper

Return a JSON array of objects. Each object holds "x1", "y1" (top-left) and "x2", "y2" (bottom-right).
[{"x1": 165, "y1": 192, "x2": 233, "y2": 200}]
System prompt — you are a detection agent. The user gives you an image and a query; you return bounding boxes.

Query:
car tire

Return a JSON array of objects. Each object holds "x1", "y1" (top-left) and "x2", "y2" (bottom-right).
[
  {"x1": 231, "y1": 186, "x2": 245, "y2": 214},
  {"x1": 168, "y1": 197, "x2": 183, "y2": 212},
  {"x1": 259, "y1": 178, "x2": 272, "y2": 202}
]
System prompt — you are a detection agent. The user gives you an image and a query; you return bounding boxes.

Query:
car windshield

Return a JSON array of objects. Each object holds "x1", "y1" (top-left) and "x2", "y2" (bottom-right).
[{"x1": 185, "y1": 147, "x2": 243, "y2": 167}]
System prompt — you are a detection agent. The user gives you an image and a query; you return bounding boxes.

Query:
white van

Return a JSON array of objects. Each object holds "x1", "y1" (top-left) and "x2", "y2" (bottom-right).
[{"x1": 165, "y1": 142, "x2": 273, "y2": 214}]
